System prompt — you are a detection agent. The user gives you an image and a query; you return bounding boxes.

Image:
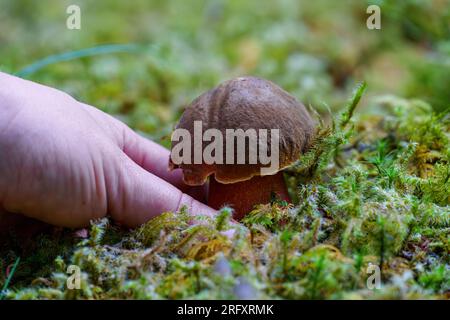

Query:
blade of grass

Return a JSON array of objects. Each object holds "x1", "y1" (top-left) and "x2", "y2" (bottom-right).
[
  {"x1": 0, "y1": 256, "x2": 20, "y2": 300},
  {"x1": 15, "y1": 43, "x2": 150, "y2": 78}
]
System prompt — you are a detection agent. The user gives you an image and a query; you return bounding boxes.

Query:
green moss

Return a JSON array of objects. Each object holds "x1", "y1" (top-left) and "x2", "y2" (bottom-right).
[
  {"x1": 4, "y1": 84, "x2": 448, "y2": 300},
  {"x1": 1, "y1": 0, "x2": 449, "y2": 300}
]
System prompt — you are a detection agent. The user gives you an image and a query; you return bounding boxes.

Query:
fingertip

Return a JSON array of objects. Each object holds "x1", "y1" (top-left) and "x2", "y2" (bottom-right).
[{"x1": 110, "y1": 158, "x2": 216, "y2": 228}]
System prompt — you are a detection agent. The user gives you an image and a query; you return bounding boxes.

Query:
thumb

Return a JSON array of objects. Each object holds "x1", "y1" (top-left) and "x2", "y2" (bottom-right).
[{"x1": 108, "y1": 153, "x2": 217, "y2": 227}]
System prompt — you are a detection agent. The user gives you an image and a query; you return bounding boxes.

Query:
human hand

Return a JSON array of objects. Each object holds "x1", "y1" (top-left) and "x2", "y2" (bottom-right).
[{"x1": 0, "y1": 72, "x2": 216, "y2": 229}]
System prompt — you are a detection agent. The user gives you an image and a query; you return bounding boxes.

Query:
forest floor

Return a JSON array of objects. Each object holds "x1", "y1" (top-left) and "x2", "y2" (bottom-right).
[{"x1": 0, "y1": 0, "x2": 448, "y2": 299}]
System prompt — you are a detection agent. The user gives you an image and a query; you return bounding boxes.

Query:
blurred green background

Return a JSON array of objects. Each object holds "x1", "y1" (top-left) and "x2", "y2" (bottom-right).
[
  {"x1": 0, "y1": 1, "x2": 449, "y2": 300},
  {"x1": 1, "y1": 0, "x2": 449, "y2": 146}
]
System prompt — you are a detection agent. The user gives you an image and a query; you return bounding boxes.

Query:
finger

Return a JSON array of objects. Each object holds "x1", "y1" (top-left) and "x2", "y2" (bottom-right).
[
  {"x1": 108, "y1": 154, "x2": 217, "y2": 227},
  {"x1": 121, "y1": 126, "x2": 208, "y2": 202},
  {"x1": 80, "y1": 103, "x2": 207, "y2": 202}
]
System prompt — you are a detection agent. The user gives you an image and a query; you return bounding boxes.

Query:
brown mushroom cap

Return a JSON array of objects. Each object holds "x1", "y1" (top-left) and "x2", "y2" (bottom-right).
[{"x1": 169, "y1": 76, "x2": 315, "y2": 186}]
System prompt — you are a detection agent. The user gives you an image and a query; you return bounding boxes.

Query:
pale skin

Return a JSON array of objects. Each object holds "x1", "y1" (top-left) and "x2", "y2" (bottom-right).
[{"x1": 0, "y1": 71, "x2": 217, "y2": 230}]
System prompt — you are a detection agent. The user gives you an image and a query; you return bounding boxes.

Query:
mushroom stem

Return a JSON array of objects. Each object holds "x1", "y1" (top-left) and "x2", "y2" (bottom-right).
[{"x1": 208, "y1": 172, "x2": 290, "y2": 220}]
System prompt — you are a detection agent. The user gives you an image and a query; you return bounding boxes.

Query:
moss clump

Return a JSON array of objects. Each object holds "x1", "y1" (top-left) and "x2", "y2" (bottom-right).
[{"x1": 1, "y1": 84, "x2": 448, "y2": 300}]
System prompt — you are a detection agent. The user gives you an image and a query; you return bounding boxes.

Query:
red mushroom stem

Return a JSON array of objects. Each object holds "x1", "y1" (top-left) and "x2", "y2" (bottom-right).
[{"x1": 207, "y1": 171, "x2": 290, "y2": 220}]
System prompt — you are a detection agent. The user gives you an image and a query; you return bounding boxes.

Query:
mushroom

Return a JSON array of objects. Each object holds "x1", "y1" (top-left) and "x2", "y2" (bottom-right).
[{"x1": 169, "y1": 77, "x2": 314, "y2": 220}]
